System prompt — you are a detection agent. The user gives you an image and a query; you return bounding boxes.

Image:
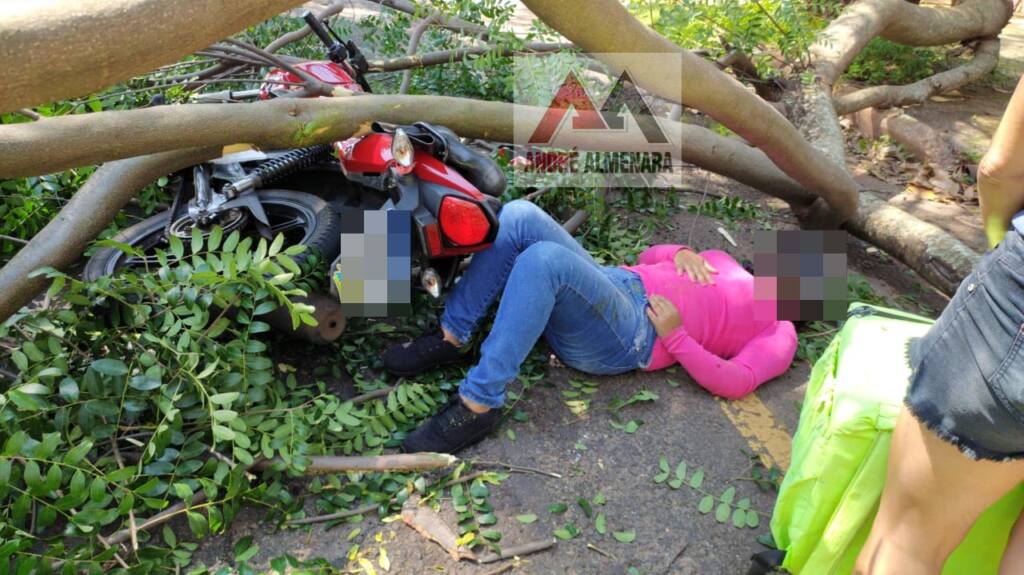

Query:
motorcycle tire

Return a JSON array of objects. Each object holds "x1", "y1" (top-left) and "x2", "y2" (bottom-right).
[{"x1": 83, "y1": 189, "x2": 341, "y2": 280}]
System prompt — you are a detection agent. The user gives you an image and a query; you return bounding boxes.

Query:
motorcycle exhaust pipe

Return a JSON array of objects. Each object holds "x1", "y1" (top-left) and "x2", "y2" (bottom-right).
[{"x1": 261, "y1": 293, "x2": 346, "y2": 345}]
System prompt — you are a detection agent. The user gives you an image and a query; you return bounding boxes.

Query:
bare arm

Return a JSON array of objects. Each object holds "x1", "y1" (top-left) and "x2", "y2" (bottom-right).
[{"x1": 979, "y1": 75, "x2": 1024, "y2": 248}]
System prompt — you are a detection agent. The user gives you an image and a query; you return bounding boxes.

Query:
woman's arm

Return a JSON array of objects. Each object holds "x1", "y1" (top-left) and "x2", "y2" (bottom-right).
[
  {"x1": 637, "y1": 244, "x2": 689, "y2": 265},
  {"x1": 661, "y1": 321, "x2": 797, "y2": 400},
  {"x1": 980, "y1": 75, "x2": 1024, "y2": 248}
]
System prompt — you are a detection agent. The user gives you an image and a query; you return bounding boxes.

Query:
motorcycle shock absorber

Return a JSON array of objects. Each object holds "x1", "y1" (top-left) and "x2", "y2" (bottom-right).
[{"x1": 221, "y1": 144, "x2": 332, "y2": 198}]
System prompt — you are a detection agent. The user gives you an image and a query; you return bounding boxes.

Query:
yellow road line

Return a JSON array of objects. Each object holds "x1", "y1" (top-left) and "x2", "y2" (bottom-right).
[{"x1": 718, "y1": 394, "x2": 793, "y2": 471}]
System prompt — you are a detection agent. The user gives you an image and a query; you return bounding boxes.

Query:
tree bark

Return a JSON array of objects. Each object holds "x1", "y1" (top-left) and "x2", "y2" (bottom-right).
[
  {"x1": 846, "y1": 192, "x2": 980, "y2": 295},
  {"x1": 834, "y1": 39, "x2": 1000, "y2": 115},
  {"x1": 520, "y1": 0, "x2": 862, "y2": 221},
  {"x1": 0, "y1": 148, "x2": 219, "y2": 322},
  {"x1": 0, "y1": 0, "x2": 308, "y2": 113},
  {"x1": 366, "y1": 42, "x2": 572, "y2": 73},
  {"x1": 0, "y1": 96, "x2": 816, "y2": 214}
]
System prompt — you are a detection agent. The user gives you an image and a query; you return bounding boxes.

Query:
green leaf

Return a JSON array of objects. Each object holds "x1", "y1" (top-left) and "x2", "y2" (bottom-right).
[
  {"x1": 59, "y1": 378, "x2": 79, "y2": 401},
  {"x1": 697, "y1": 495, "x2": 715, "y2": 514},
  {"x1": 481, "y1": 530, "x2": 502, "y2": 542},
  {"x1": 91, "y1": 358, "x2": 128, "y2": 377},
  {"x1": 268, "y1": 234, "x2": 285, "y2": 257},
  {"x1": 624, "y1": 420, "x2": 640, "y2": 433},
  {"x1": 553, "y1": 524, "x2": 579, "y2": 540},
  {"x1": 675, "y1": 460, "x2": 687, "y2": 481},
  {"x1": 668, "y1": 477, "x2": 683, "y2": 490},
  {"x1": 187, "y1": 510, "x2": 209, "y2": 538},
  {"x1": 207, "y1": 226, "x2": 223, "y2": 252},
  {"x1": 212, "y1": 425, "x2": 236, "y2": 441},
  {"x1": 595, "y1": 512, "x2": 607, "y2": 535},
  {"x1": 577, "y1": 497, "x2": 593, "y2": 518},
  {"x1": 63, "y1": 440, "x2": 93, "y2": 466},
  {"x1": 169, "y1": 235, "x2": 184, "y2": 260},
  {"x1": 129, "y1": 374, "x2": 161, "y2": 391},
  {"x1": 191, "y1": 226, "x2": 204, "y2": 254},
  {"x1": 732, "y1": 507, "x2": 747, "y2": 528},
  {"x1": 720, "y1": 486, "x2": 736, "y2": 505},
  {"x1": 223, "y1": 230, "x2": 240, "y2": 252},
  {"x1": 18, "y1": 383, "x2": 49, "y2": 395},
  {"x1": 209, "y1": 392, "x2": 240, "y2": 406},
  {"x1": 689, "y1": 467, "x2": 705, "y2": 489},
  {"x1": 469, "y1": 482, "x2": 489, "y2": 499},
  {"x1": 23, "y1": 460, "x2": 42, "y2": 490},
  {"x1": 658, "y1": 456, "x2": 670, "y2": 473},
  {"x1": 737, "y1": 497, "x2": 751, "y2": 510},
  {"x1": 515, "y1": 513, "x2": 537, "y2": 524},
  {"x1": 477, "y1": 512, "x2": 497, "y2": 526},
  {"x1": 253, "y1": 301, "x2": 277, "y2": 316},
  {"x1": 745, "y1": 510, "x2": 760, "y2": 528},
  {"x1": 613, "y1": 530, "x2": 636, "y2": 544},
  {"x1": 548, "y1": 503, "x2": 567, "y2": 514},
  {"x1": 593, "y1": 492, "x2": 607, "y2": 506},
  {"x1": 234, "y1": 535, "x2": 259, "y2": 563},
  {"x1": 715, "y1": 503, "x2": 731, "y2": 524},
  {"x1": 653, "y1": 471, "x2": 669, "y2": 484},
  {"x1": 163, "y1": 525, "x2": 178, "y2": 548}
]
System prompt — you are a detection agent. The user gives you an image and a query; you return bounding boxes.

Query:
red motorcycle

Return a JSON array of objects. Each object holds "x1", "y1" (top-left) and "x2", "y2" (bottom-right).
[{"x1": 85, "y1": 12, "x2": 504, "y2": 303}]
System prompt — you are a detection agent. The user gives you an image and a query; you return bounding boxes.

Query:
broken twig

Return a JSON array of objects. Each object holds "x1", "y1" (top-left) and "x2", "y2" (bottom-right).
[
  {"x1": 401, "y1": 495, "x2": 476, "y2": 561},
  {"x1": 255, "y1": 453, "x2": 459, "y2": 475},
  {"x1": 471, "y1": 460, "x2": 562, "y2": 479},
  {"x1": 477, "y1": 538, "x2": 556, "y2": 564}
]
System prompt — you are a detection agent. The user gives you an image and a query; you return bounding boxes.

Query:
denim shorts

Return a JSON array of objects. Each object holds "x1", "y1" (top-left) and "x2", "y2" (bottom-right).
[{"x1": 905, "y1": 229, "x2": 1024, "y2": 461}]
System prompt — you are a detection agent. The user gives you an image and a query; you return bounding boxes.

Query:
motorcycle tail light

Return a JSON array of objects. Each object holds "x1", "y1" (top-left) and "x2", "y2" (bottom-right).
[{"x1": 439, "y1": 196, "x2": 490, "y2": 246}]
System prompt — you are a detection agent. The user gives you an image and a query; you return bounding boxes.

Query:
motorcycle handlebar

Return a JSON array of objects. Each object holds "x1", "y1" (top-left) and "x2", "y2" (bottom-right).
[{"x1": 303, "y1": 11, "x2": 336, "y2": 49}]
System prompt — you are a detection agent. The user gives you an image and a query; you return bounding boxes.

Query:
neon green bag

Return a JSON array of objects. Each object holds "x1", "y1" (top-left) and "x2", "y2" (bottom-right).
[{"x1": 770, "y1": 302, "x2": 1024, "y2": 574}]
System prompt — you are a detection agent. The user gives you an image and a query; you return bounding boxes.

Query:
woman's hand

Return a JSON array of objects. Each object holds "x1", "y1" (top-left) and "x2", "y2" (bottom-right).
[
  {"x1": 646, "y1": 294, "x2": 682, "y2": 338},
  {"x1": 674, "y1": 249, "x2": 718, "y2": 285}
]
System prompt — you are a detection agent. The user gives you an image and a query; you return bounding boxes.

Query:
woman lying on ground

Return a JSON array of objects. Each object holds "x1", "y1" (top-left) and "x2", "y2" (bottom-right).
[
  {"x1": 383, "y1": 199, "x2": 797, "y2": 454},
  {"x1": 856, "y1": 77, "x2": 1024, "y2": 574}
]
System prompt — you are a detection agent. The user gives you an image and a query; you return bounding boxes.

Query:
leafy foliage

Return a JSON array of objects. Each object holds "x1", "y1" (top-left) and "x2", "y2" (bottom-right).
[
  {"x1": 846, "y1": 38, "x2": 944, "y2": 86},
  {"x1": 0, "y1": 233, "x2": 461, "y2": 571}
]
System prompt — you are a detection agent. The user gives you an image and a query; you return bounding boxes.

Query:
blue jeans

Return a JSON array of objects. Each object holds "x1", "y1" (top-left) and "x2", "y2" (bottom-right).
[{"x1": 441, "y1": 200, "x2": 656, "y2": 408}]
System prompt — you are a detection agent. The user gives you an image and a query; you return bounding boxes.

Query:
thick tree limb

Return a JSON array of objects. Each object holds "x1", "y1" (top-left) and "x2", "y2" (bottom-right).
[
  {"x1": 367, "y1": 42, "x2": 571, "y2": 73},
  {"x1": 846, "y1": 192, "x2": 980, "y2": 295},
  {"x1": 0, "y1": 0, "x2": 307, "y2": 113},
  {"x1": 0, "y1": 148, "x2": 219, "y2": 322},
  {"x1": 520, "y1": 0, "x2": 861, "y2": 221},
  {"x1": 0, "y1": 97, "x2": 817, "y2": 214},
  {"x1": 834, "y1": 39, "x2": 1000, "y2": 115}
]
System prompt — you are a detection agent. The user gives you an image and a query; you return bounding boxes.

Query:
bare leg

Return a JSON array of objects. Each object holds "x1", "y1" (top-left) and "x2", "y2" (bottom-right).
[
  {"x1": 1000, "y1": 512, "x2": 1024, "y2": 575},
  {"x1": 855, "y1": 410, "x2": 1024, "y2": 575}
]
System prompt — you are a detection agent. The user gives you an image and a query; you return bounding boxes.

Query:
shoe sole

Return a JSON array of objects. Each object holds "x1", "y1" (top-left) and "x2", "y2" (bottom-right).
[{"x1": 384, "y1": 356, "x2": 465, "y2": 378}]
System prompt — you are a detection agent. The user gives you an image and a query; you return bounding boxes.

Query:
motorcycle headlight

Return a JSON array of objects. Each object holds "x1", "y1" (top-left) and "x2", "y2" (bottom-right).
[{"x1": 391, "y1": 128, "x2": 414, "y2": 168}]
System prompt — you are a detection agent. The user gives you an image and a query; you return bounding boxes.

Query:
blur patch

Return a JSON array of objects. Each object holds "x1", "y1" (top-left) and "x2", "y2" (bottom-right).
[
  {"x1": 753, "y1": 230, "x2": 847, "y2": 322},
  {"x1": 333, "y1": 210, "x2": 412, "y2": 317}
]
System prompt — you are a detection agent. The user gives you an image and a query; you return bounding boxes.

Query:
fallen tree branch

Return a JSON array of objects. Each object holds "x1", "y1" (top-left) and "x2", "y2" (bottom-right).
[
  {"x1": 369, "y1": 0, "x2": 491, "y2": 39},
  {"x1": 846, "y1": 191, "x2": 981, "y2": 295},
  {"x1": 0, "y1": 0, "x2": 309, "y2": 113},
  {"x1": 521, "y1": 0, "x2": 861, "y2": 221},
  {"x1": 401, "y1": 495, "x2": 476, "y2": 561},
  {"x1": 834, "y1": 39, "x2": 1000, "y2": 115},
  {"x1": 266, "y1": 2, "x2": 347, "y2": 53},
  {"x1": 254, "y1": 453, "x2": 459, "y2": 474},
  {"x1": 366, "y1": 42, "x2": 571, "y2": 73},
  {"x1": 0, "y1": 147, "x2": 219, "y2": 323},
  {"x1": 400, "y1": 12, "x2": 442, "y2": 94}
]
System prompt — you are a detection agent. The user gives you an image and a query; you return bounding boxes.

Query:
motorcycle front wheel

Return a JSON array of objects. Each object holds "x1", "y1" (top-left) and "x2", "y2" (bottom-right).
[{"x1": 83, "y1": 189, "x2": 340, "y2": 280}]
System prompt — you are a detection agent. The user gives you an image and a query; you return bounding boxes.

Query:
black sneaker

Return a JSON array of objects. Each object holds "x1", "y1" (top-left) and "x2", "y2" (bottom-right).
[
  {"x1": 382, "y1": 330, "x2": 465, "y2": 377},
  {"x1": 401, "y1": 396, "x2": 500, "y2": 454}
]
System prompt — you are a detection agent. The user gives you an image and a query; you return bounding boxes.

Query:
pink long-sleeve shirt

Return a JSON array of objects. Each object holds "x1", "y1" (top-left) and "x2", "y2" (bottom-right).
[{"x1": 621, "y1": 245, "x2": 797, "y2": 400}]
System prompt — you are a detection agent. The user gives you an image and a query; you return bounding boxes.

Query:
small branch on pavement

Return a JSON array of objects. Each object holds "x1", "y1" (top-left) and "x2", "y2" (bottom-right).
[
  {"x1": 286, "y1": 502, "x2": 379, "y2": 526},
  {"x1": 0, "y1": 234, "x2": 29, "y2": 245},
  {"x1": 586, "y1": 542, "x2": 618, "y2": 561},
  {"x1": 477, "y1": 538, "x2": 557, "y2": 564},
  {"x1": 470, "y1": 460, "x2": 562, "y2": 479},
  {"x1": 661, "y1": 539, "x2": 690, "y2": 575}
]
